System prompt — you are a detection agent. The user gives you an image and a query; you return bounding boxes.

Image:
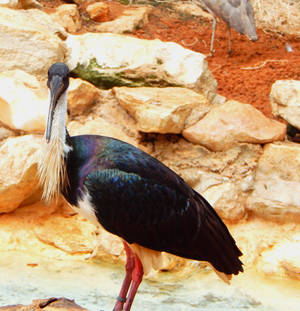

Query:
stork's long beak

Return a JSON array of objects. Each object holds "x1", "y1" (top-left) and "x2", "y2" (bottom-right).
[{"x1": 46, "y1": 75, "x2": 64, "y2": 143}]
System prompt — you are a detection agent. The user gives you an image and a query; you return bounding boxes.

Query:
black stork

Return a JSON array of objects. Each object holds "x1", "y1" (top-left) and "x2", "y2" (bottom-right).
[
  {"x1": 38, "y1": 62, "x2": 243, "y2": 311},
  {"x1": 201, "y1": 0, "x2": 258, "y2": 54}
]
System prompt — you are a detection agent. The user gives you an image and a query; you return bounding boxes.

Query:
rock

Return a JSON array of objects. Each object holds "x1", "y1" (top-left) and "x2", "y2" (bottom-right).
[
  {"x1": 34, "y1": 214, "x2": 96, "y2": 255},
  {"x1": 68, "y1": 78, "x2": 100, "y2": 117},
  {"x1": 152, "y1": 138, "x2": 261, "y2": 185},
  {"x1": 0, "y1": 125, "x2": 15, "y2": 141},
  {"x1": 0, "y1": 0, "x2": 42, "y2": 9},
  {"x1": 50, "y1": 4, "x2": 81, "y2": 33},
  {"x1": 172, "y1": 1, "x2": 213, "y2": 21},
  {"x1": 93, "y1": 6, "x2": 150, "y2": 34},
  {"x1": 67, "y1": 85, "x2": 146, "y2": 149},
  {"x1": 0, "y1": 297, "x2": 88, "y2": 310},
  {"x1": 0, "y1": 70, "x2": 48, "y2": 132},
  {"x1": 66, "y1": 33, "x2": 217, "y2": 101},
  {"x1": 229, "y1": 219, "x2": 300, "y2": 273},
  {"x1": 68, "y1": 87, "x2": 145, "y2": 148},
  {"x1": 68, "y1": 0, "x2": 84, "y2": 5},
  {"x1": 182, "y1": 100, "x2": 286, "y2": 151},
  {"x1": 247, "y1": 142, "x2": 300, "y2": 221},
  {"x1": 0, "y1": 198, "x2": 176, "y2": 272},
  {"x1": 113, "y1": 86, "x2": 209, "y2": 133},
  {"x1": 0, "y1": 7, "x2": 65, "y2": 78},
  {"x1": 0, "y1": 135, "x2": 41, "y2": 213},
  {"x1": 152, "y1": 137, "x2": 261, "y2": 221},
  {"x1": 257, "y1": 233, "x2": 300, "y2": 280},
  {"x1": 0, "y1": 0, "x2": 18, "y2": 8},
  {"x1": 68, "y1": 118, "x2": 139, "y2": 148},
  {"x1": 86, "y1": 1, "x2": 109, "y2": 23},
  {"x1": 0, "y1": 200, "x2": 94, "y2": 258},
  {"x1": 203, "y1": 181, "x2": 247, "y2": 221},
  {"x1": 252, "y1": 0, "x2": 300, "y2": 35},
  {"x1": 270, "y1": 80, "x2": 300, "y2": 129}
]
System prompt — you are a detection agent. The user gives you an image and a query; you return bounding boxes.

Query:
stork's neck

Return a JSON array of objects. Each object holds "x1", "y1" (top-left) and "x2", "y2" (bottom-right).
[
  {"x1": 50, "y1": 90, "x2": 71, "y2": 152},
  {"x1": 38, "y1": 91, "x2": 72, "y2": 202}
]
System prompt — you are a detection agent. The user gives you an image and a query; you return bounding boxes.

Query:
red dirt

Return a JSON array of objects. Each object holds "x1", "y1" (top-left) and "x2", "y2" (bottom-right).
[
  {"x1": 41, "y1": 0, "x2": 300, "y2": 119},
  {"x1": 131, "y1": 5, "x2": 300, "y2": 119}
]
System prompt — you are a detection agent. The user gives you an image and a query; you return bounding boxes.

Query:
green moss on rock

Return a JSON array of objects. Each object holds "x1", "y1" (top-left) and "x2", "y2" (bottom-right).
[{"x1": 71, "y1": 58, "x2": 177, "y2": 89}]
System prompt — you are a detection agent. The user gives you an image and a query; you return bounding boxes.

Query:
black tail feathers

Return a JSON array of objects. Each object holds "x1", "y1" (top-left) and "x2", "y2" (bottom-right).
[{"x1": 195, "y1": 192, "x2": 244, "y2": 275}]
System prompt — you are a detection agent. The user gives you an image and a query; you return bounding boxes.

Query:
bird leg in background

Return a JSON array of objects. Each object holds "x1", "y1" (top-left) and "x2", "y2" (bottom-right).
[
  {"x1": 113, "y1": 242, "x2": 135, "y2": 311},
  {"x1": 123, "y1": 254, "x2": 144, "y2": 311},
  {"x1": 209, "y1": 16, "x2": 217, "y2": 55},
  {"x1": 227, "y1": 23, "x2": 232, "y2": 54}
]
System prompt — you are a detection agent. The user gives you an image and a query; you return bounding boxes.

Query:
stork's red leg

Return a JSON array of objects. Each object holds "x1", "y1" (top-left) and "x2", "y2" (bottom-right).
[
  {"x1": 113, "y1": 242, "x2": 135, "y2": 311},
  {"x1": 123, "y1": 254, "x2": 144, "y2": 311}
]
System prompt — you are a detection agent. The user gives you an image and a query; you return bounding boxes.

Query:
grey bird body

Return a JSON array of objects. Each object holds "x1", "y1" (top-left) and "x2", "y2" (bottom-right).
[{"x1": 201, "y1": 0, "x2": 257, "y2": 53}]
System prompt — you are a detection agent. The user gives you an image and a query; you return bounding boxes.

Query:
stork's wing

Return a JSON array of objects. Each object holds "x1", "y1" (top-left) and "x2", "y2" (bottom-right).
[
  {"x1": 68, "y1": 135, "x2": 243, "y2": 275},
  {"x1": 83, "y1": 152, "x2": 243, "y2": 275}
]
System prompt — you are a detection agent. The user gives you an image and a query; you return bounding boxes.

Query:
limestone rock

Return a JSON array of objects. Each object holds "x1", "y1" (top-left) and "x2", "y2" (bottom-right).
[
  {"x1": 247, "y1": 142, "x2": 300, "y2": 221},
  {"x1": 0, "y1": 135, "x2": 41, "y2": 213},
  {"x1": 182, "y1": 100, "x2": 286, "y2": 151},
  {"x1": 152, "y1": 137, "x2": 261, "y2": 221},
  {"x1": 68, "y1": 118, "x2": 139, "y2": 148},
  {"x1": 0, "y1": 70, "x2": 48, "y2": 132},
  {"x1": 152, "y1": 138, "x2": 261, "y2": 185},
  {"x1": 0, "y1": 200, "x2": 95, "y2": 258},
  {"x1": 0, "y1": 0, "x2": 41, "y2": 9},
  {"x1": 0, "y1": 297, "x2": 88, "y2": 310},
  {"x1": 93, "y1": 6, "x2": 150, "y2": 34},
  {"x1": 113, "y1": 87, "x2": 209, "y2": 133},
  {"x1": 68, "y1": 88, "x2": 144, "y2": 149},
  {"x1": 0, "y1": 7, "x2": 65, "y2": 78},
  {"x1": 270, "y1": 80, "x2": 300, "y2": 129},
  {"x1": 0, "y1": 125, "x2": 15, "y2": 141},
  {"x1": 0, "y1": 0, "x2": 18, "y2": 7},
  {"x1": 256, "y1": 233, "x2": 300, "y2": 280},
  {"x1": 0, "y1": 199, "x2": 175, "y2": 272},
  {"x1": 172, "y1": 1, "x2": 213, "y2": 20},
  {"x1": 34, "y1": 214, "x2": 96, "y2": 255},
  {"x1": 66, "y1": 33, "x2": 217, "y2": 101},
  {"x1": 86, "y1": 1, "x2": 109, "y2": 22},
  {"x1": 68, "y1": 78, "x2": 100, "y2": 117},
  {"x1": 51, "y1": 4, "x2": 82, "y2": 33},
  {"x1": 203, "y1": 182, "x2": 247, "y2": 221},
  {"x1": 229, "y1": 219, "x2": 300, "y2": 274},
  {"x1": 252, "y1": 0, "x2": 300, "y2": 35}
]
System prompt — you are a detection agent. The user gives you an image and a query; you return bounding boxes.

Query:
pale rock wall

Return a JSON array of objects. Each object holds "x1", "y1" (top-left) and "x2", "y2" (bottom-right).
[
  {"x1": 0, "y1": 7, "x2": 65, "y2": 78},
  {"x1": 0, "y1": 1, "x2": 299, "y2": 309},
  {"x1": 93, "y1": 6, "x2": 151, "y2": 33},
  {"x1": 182, "y1": 100, "x2": 286, "y2": 151},
  {"x1": 0, "y1": 135, "x2": 41, "y2": 213},
  {"x1": 248, "y1": 142, "x2": 300, "y2": 222},
  {"x1": 0, "y1": 70, "x2": 48, "y2": 132},
  {"x1": 113, "y1": 86, "x2": 209, "y2": 133},
  {"x1": 50, "y1": 4, "x2": 82, "y2": 33},
  {"x1": 270, "y1": 80, "x2": 300, "y2": 130}
]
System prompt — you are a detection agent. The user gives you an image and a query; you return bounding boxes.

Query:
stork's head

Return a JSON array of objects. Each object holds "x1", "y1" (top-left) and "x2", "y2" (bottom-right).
[
  {"x1": 46, "y1": 62, "x2": 70, "y2": 143},
  {"x1": 39, "y1": 63, "x2": 71, "y2": 202}
]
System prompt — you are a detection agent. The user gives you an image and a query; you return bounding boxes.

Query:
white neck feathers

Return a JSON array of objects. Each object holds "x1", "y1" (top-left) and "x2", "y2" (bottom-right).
[{"x1": 38, "y1": 90, "x2": 72, "y2": 202}]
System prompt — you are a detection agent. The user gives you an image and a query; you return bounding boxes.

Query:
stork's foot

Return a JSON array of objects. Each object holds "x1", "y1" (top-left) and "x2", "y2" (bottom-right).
[{"x1": 208, "y1": 49, "x2": 215, "y2": 57}]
